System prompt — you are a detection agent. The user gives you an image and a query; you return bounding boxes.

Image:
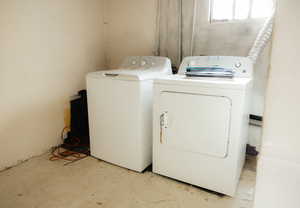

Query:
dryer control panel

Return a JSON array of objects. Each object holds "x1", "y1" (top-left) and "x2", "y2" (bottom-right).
[{"x1": 178, "y1": 56, "x2": 253, "y2": 78}]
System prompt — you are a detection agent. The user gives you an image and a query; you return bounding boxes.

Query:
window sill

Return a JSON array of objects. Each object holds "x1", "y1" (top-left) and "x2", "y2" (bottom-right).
[{"x1": 209, "y1": 17, "x2": 268, "y2": 25}]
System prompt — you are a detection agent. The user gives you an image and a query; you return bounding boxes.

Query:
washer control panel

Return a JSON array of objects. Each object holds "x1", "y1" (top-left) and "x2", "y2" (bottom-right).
[{"x1": 121, "y1": 56, "x2": 172, "y2": 73}]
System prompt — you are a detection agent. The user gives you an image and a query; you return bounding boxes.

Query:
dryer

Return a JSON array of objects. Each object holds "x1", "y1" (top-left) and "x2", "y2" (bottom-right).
[
  {"x1": 87, "y1": 56, "x2": 172, "y2": 172},
  {"x1": 153, "y1": 56, "x2": 253, "y2": 196}
]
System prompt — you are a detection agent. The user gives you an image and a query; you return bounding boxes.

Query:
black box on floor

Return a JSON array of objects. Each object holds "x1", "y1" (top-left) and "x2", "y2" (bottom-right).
[{"x1": 63, "y1": 90, "x2": 90, "y2": 154}]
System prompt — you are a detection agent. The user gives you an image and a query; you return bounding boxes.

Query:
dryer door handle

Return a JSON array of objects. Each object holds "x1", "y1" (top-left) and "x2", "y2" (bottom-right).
[{"x1": 160, "y1": 112, "x2": 168, "y2": 144}]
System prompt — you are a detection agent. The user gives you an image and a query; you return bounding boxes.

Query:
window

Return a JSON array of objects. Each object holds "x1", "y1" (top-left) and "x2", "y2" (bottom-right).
[{"x1": 210, "y1": 0, "x2": 274, "y2": 22}]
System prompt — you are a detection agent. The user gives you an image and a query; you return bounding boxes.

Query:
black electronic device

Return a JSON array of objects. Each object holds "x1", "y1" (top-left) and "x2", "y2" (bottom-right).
[{"x1": 63, "y1": 90, "x2": 90, "y2": 154}]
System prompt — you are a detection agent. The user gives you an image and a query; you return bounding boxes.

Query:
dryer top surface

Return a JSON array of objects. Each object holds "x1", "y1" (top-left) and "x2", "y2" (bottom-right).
[{"x1": 154, "y1": 75, "x2": 252, "y2": 90}]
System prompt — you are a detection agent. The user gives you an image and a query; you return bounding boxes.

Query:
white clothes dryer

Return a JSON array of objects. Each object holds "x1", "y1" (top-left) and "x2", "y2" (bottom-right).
[{"x1": 153, "y1": 56, "x2": 253, "y2": 196}]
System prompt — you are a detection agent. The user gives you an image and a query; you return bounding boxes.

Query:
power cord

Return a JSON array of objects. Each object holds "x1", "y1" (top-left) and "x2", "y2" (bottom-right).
[{"x1": 49, "y1": 127, "x2": 89, "y2": 166}]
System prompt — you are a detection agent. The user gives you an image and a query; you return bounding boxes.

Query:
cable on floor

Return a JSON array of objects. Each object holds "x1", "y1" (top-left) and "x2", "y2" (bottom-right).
[{"x1": 49, "y1": 127, "x2": 89, "y2": 165}]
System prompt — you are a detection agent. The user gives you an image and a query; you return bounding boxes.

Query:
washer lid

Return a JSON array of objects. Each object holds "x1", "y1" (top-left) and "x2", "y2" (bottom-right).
[
  {"x1": 87, "y1": 56, "x2": 172, "y2": 81},
  {"x1": 88, "y1": 69, "x2": 169, "y2": 81}
]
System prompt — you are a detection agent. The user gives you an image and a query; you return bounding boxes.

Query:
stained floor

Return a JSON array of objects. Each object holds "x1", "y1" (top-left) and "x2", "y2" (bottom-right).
[{"x1": 0, "y1": 154, "x2": 256, "y2": 208}]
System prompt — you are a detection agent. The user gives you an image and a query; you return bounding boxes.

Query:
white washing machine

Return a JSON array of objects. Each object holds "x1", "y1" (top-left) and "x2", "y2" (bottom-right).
[
  {"x1": 153, "y1": 56, "x2": 253, "y2": 196},
  {"x1": 87, "y1": 56, "x2": 172, "y2": 172}
]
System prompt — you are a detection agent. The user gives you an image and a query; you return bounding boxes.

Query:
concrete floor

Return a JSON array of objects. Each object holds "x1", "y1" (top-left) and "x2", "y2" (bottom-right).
[{"x1": 0, "y1": 154, "x2": 256, "y2": 208}]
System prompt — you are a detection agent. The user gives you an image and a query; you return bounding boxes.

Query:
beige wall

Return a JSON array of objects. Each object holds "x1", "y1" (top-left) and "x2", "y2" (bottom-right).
[
  {"x1": 260, "y1": 0, "x2": 300, "y2": 163},
  {"x1": 104, "y1": 0, "x2": 158, "y2": 68},
  {"x1": 254, "y1": 0, "x2": 300, "y2": 207},
  {"x1": 0, "y1": 0, "x2": 271, "y2": 170},
  {"x1": 0, "y1": 0, "x2": 105, "y2": 170}
]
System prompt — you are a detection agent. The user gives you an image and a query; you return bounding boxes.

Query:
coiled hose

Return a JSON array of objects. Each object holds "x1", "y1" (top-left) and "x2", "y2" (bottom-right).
[{"x1": 248, "y1": 6, "x2": 276, "y2": 63}]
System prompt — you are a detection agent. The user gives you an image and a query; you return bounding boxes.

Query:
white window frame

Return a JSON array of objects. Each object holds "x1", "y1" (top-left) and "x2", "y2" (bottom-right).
[{"x1": 209, "y1": 0, "x2": 270, "y2": 23}]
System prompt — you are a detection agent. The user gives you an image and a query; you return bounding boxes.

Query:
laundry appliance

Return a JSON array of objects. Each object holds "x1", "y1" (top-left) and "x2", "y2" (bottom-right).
[
  {"x1": 87, "y1": 56, "x2": 172, "y2": 172},
  {"x1": 153, "y1": 56, "x2": 253, "y2": 196}
]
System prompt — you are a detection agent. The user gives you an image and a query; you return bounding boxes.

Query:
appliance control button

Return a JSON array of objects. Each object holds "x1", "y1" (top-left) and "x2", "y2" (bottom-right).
[
  {"x1": 141, "y1": 61, "x2": 147, "y2": 66},
  {"x1": 235, "y1": 62, "x2": 242, "y2": 68}
]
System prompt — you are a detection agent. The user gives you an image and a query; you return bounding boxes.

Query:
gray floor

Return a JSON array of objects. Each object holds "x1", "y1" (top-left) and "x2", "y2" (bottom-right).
[{"x1": 0, "y1": 154, "x2": 256, "y2": 208}]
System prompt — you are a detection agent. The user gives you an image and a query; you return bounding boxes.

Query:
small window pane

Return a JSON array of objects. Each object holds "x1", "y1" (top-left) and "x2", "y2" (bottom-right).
[
  {"x1": 211, "y1": 0, "x2": 234, "y2": 21},
  {"x1": 251, "y1": 0, "x2": 274, "y2": 18},
  {"x1": 235, "y1": 0, "x2": 250, "y2": 20}
]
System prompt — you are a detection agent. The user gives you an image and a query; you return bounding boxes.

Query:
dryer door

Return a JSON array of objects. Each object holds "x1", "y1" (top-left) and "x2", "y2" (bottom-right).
[{"x1": 159, "y1": 92, "x2": 232, "y2": 158}]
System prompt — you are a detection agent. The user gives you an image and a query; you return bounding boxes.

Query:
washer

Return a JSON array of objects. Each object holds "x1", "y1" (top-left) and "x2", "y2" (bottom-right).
[
  {"x1": 153, "y1": 56, "x2": 253, "y2": 196},
  {"x1": 87, "y1": 56, "x2": 172, "y2": 172}
]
